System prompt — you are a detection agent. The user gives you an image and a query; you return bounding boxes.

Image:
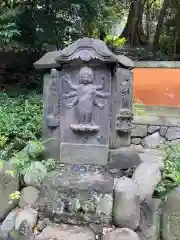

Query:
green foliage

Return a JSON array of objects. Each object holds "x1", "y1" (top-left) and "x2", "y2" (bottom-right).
[
  {"x1": 105, "y1": 35, "x2": 126, "y2": 48},
  {"x1": 133, "y1": 97, "x2": 147, "y2": 117},
  {"x1": 156, "y1": 143, "x2": 180, "y2": 196},
  {"x1": 0, "y1": 90, "x2": 43, "y2": 159}
]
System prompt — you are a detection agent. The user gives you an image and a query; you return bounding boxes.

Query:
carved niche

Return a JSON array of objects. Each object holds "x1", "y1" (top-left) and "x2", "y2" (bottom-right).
[{"x1": 63, "y1": 66, "x2": 110, "y2": 132}]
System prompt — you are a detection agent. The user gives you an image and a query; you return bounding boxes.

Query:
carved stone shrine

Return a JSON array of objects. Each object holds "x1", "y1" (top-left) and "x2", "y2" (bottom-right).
[{"x1": 34, "y1": 38, "x2": 135, "y2": 226}]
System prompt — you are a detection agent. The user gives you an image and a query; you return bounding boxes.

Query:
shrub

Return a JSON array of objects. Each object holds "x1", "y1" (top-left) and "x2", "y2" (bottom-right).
[
  {"x1": 0, "y1": 89, "x2": 43, "y2": 159},
  {"x1": 156, "y1": 143, "x2": 180, "y2": 197}
]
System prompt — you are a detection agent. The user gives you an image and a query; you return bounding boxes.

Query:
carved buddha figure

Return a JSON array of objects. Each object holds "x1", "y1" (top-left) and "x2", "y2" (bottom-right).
[{"x1": 63, "y1": 66, "x2": 109, "y2": 130}]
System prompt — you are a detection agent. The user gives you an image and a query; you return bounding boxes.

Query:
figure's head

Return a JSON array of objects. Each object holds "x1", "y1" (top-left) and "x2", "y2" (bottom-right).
[{"x1": 79, "y1": 66, "x2": 94, "y2": 84}]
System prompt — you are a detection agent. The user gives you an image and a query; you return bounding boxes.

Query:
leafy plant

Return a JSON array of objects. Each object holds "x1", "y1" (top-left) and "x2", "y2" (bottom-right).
[
  {"x1": 156, "y1": 143, "x2": 180, "y2": 196},
  {"x1": 133, "y1": 97, "x2": 147, "y2": 117},
  {"x1": 105, "y1": 35, "x2": 126, "y2": 49},
  {"x1": 0, "y1": 90, "x2": 43, "y2": 159}
]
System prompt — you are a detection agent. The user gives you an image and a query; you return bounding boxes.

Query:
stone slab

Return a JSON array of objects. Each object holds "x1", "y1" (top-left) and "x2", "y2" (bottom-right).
[{"x1": 60, "y1": 143, "x2": 109, "y2": 165}]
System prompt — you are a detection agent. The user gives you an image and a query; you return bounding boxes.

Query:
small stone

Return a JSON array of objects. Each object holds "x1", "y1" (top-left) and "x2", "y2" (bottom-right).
[
  {"x1": 141, "y1": 132, "x2": 165, "y2": 149},
  {"x1": 161, "y1": 187, "x2": 180, "y2": 240},
  {"x1": 148, "y1": 126, "x2": 160, "y2": 134},
  {"x1": 19, "y1": 186, "x2": 39, "y2": 208},
  {"x1": 0, "y1": 209, "x2": 19, "y2": 238},
  {"x1": 132, "y1": 162, "x2": 162, "y2": 202},
  {"x1": 165, "y1": 127, "x2": 180, "y2": 140},
  {"x1": 108, "y1": 147, "x2": 142, "y2": 170},
  {"x1": 131, "y1": 125, "x2": 147, "y2": 138},
  {"x1": 96, "y1": 194, "x2": 113, "y2": 217},
  {"x1": 160, "y1": 126, "x2": 168, "y2": 136},
  {"x1": 0, "y1": 160, "x2": 19, "y2": 221},
  {"x1": 35, "y1": 224, "x2": 95, "y2": 240},
  {"x1": 113, "y1": 177, "x2": 140, "y2": 230},
  {"x1": 15, "y1": 208, "x2": 38, "y2": 231},
  {"x1": 102, "y1": 228, "x2": 140, "y2": 240},
  {"x1": 131, "y1": 138, "x2": 141, "y2": 145}
]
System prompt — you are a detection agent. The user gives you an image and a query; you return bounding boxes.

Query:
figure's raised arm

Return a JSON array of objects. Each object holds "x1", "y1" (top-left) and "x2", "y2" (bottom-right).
[
  {"x1": 65, "y1": 78, "x2": 78, "y2": 90},
  {"x1": 95, "y1": 91, "x2": 110, "y2": 98},
  {"x1": 63, "y1": 91, "x2": 77, "y2": 99}
]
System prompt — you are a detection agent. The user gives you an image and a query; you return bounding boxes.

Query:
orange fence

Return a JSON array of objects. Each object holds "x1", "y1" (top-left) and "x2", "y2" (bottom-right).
[{"x1": 133, "y1": 68, "x2": 180, "y2": 107}]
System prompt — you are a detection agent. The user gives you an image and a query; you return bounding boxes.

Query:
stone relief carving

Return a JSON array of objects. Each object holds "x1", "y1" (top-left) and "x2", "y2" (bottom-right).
[
  {"x1": 63, "y1": 66, "x2": 110, "y2": 132},
  {"x1": 47, "y1": 68, "x2": 60, "y2": 128},
  {"x1": 116, "y1": 69, "x2": 133, "y2": 133}
]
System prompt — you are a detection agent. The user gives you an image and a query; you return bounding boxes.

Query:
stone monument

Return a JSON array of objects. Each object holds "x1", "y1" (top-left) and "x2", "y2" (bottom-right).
[{"x1": 34, "y1": 38, "x2": 135, "y2": 226}]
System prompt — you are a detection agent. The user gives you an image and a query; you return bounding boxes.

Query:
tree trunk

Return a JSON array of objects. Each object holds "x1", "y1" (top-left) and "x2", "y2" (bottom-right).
[
  {"x1": 152, "y1": 0, "x2": 169, "y2": 53},
  {"x1": 121, "y1": 0, "x2": 148, "y2": 46}
]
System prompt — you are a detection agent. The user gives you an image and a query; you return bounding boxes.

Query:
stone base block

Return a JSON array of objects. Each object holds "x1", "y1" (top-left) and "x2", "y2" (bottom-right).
[{"x1": 37, "y1": 165, "x2": 114, "y2": 225}]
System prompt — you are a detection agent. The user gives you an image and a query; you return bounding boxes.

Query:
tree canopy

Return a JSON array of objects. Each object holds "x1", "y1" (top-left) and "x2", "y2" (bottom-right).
[{"x1": 0, "y1": 0, "x2": 180, "y2": 60}]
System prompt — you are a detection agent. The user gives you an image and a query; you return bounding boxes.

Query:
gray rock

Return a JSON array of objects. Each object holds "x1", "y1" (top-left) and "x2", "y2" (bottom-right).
[
  {"x1": 24, "y1": 162, "x2": 47, "y2": 188},
  {"x1": 132, "y1": 162, "x2": 162, "y2": 202},
  {"x1": 165, "y1": 127, "x2": 180, "y2": 140},
  {"x1": 160, "y1": 126, "x2": 168, "y2": 136},
  {"x1": 113, "y1": 177, "x2": 140, "y2": 230},
  {"x1": 161, "y1": 187, "x2": 180, "y2": 240},
  {"x1": 148, "y1": 126, "x2": 160, "y2": 134},
  {"x1": 171, "y1": 139, "x2": 180, "y2": 145},
  {"x1": 131, "y1": 138, "x2": 141, "y2": 145},
  {"x1": 139, "y1": 151, "x2": 164, "y2": 172},
  {"x1": 35, "y1": 224, "x2": 95, "y2": 240},
  {"x1": 15, "y1": 208, "x2": 38, "y2": 230},
  {"x1": 102, "y1": 228, "x2": 140, "y2": 240},
  {"x1": 141, "y1": 132, "x2": 165, "y2": 149},
  {"x1": 19, "y1": 186, "x2": 39, "y2": 208},
  {"x1": 0, "y1": 209, "x2": 19, "y2": 238},
  {"x1": 0, "y1": 160, "x2": 19, "y2": 221},
  {"x1": 131, "y1": 125, "x2": 147, "y2": 138},
  {"x1": 138, "y1": 198, "x2": 162, "y2": 240},
  {"x1": 108, "y1": 147, "x2": 142, "y2": 170}
]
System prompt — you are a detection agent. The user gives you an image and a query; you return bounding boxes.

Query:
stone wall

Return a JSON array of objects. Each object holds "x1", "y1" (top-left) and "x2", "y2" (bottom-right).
[{"x1": 131, "y1": 113, "x2": 180, "y2": 148}]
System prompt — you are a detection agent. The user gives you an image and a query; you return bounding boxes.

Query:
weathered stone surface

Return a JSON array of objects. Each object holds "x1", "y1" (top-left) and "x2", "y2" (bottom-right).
[
  {"x1": 103, "y1": 228, "x2": 140, "y2": 240},
  {"x1": 165, "y1": 127, "x2": 180, "y2": 140},
  {"x1": 35, "y1": 224, "x2": 95, "y2": 240},
  {"x1": 113, "y1": 177, "x2": 140, "y2": 230},
  {"x1": 38, "y1": 165, "x2": 113, "y2": 225},
  {"x1": 19, "y1": 187, "x2": 39, "y2": 208},
  {"x1": 138, "y1": 152, "x2": 164, "y2": 172},
  {"x1": 132, "y1": 162, "x2": 161, "y2": 202},
  {"x1": 138, "y1": 198, "x2": 162, "y2": 240},
  {"x1": 0, "y1": 209, "x2": 19, "y2": 238},
  {"x1": 141, "y1": 132, "x2": 165, "y2": 149},
  {"x1": 24, "y1": 162, "x2": 47, "y2": 188},
  {"x1": 0, "y1": 160, "x2": 19, "y2": 221},
  {"x1": 108, "y1": 147, "x2": 142, "y2": 170},
  {"x1": 148, "y1": 125, "x2": 160, "y2": 134},
  {"x1": 161, "y1": 187, "x2": 180, "y2": 240},
  {"x1": 131, "y1": 125, "x2": 147, "y2": 137},
  {"x1": 131, "y1": 138, "x2": 141, "y2": 145},
  {"x1": 171, "y1": 139, "x2": 180, "y2": 145},
  {"x1": 15, "y1": 208, "x2": 38, "y2": 230},
  {"x1": 160, "y1": 126, "x2": 168, "y2": 136}
]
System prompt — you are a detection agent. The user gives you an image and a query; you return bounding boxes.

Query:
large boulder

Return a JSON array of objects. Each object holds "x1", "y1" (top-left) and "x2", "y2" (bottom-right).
[
  {"x1": 15, "y1": 208, "x2": 38, "y2": 230},
  {"x1": 18, "y1": 186, "x2": 39, "y2": 208},
  {"x1": 24, "y1": 162, "x2": 47, "y2": 188},
  {"x1": 138, "y1": 198, "x2": 162, "y2": 240},
  {"x1": 0, "y1": 209, "x2": 19, "y2": 238},
  {"x1": 0, "y1": 160, "x2": 19, "y2": 221},
  {"x1": 102, "y1": 228, "x2": 140, "y2": 240},
  {"x1": 161, "y1": 187, "x2": 180, "y2": 240},
  {"x1": 108, "y1": 147, "x2": 142, "y2": 170},
  {"x1": 132, "y1": 162, "x2": 161, "y2": 202},
  {"x1": 35, "y1": 224, "x2": 95, "y2": 240},
  {"x1": 113, "y1": 177, "x2": 140, "y2": 230},
  {"x1": 141, "y1": 132, "x2": 165, "y2": 149}
]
